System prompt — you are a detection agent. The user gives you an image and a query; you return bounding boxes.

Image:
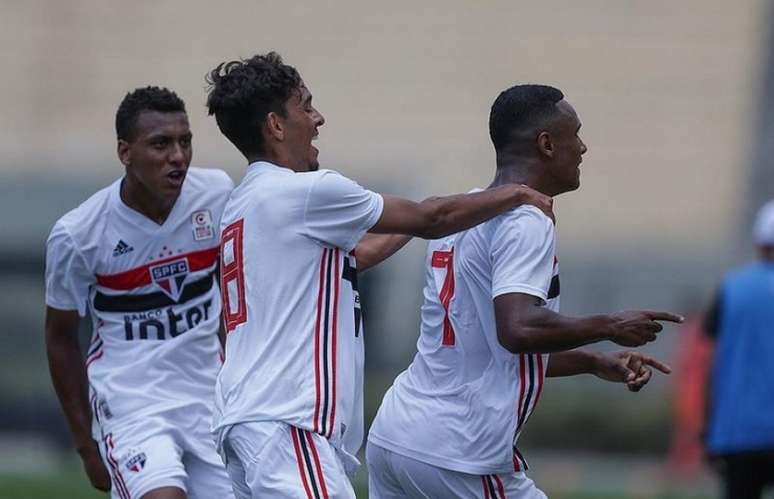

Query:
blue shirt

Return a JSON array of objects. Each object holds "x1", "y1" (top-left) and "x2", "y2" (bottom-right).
[{"x1": 705, "y1": 261, "x2": 774, "y2": 453}]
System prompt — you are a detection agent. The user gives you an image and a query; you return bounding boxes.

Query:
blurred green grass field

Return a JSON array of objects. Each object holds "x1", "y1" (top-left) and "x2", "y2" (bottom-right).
[{"x1": 0, "y1": 471, "x2": 711, "y2": 499}]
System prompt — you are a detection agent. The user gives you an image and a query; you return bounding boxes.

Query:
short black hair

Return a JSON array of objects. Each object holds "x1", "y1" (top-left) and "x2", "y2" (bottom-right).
[
  {"x1": 115, "y1": 86, "x2": 186, "y2": 142},
  {"x1": 488, "y1": 84, "x2": 564, "y2": 151},
  {"x1": 206, "y1": 52, "x2": 302, "y2": 158}
]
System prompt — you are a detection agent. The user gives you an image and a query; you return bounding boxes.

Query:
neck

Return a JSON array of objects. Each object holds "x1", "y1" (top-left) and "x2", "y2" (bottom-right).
[
  {"x1": 120, "y1": 176, "x2": 176, "y2": 225},
  {"x1": 490, "y1": 154, "x2": 556, "y2": 196},
  {"x1": 247, "y1": 151, "x2": 306, "y2": 173}
]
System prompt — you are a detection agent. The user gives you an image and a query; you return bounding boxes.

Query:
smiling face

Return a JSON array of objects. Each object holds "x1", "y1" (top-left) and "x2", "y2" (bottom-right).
[
  {"x1": 118, "y1": 110, "x2": 192, "y2": 203},
  {"x1": 279, "y1": 84, "x2": 325, "y2": 171},
  {"x1": 545, "y1": 99, "x2": 587, "y2": 193}
]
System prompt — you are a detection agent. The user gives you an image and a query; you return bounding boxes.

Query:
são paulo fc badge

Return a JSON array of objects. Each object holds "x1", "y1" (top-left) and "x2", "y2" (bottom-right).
[
  {"x1": 191, "y1": 209, "x2": 214, "y2": 241},
  {"x1": 150, "y1": 258, "x2": 189, "y2": 301},
  {"x1": 124, "y1": 449, "x2": 147, "y2": 472}
]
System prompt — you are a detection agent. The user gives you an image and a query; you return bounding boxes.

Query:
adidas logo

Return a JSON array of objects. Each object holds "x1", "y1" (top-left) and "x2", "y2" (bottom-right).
[{"x1": 112, "y1": 240, "x2": 134, "y2": 257}]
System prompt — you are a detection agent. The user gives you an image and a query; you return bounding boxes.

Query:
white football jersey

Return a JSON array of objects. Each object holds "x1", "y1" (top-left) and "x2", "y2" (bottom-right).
[
  {"x1": 45, "y1": 167, "x2": 233, "y2": 438},
  {"x1": 213, "y1": 161, "x2": 383, "y2": 464},
  {"x1": 368, "y1": 204, "x2": 559, "y2": 475}
]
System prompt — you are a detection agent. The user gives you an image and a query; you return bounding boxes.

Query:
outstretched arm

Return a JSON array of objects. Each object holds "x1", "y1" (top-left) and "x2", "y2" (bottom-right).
[
  {"x1": 354, "y1": 233, "x2": 413, "y2": 272},
  {"x1": 45, "y1": 307, "x2": 110, "y2": 491},
  {"x1": 370, "y1": 185, "x2": 553, "y2": 239},
  {"x1": 493, "y1": 292, "x2": 683, "y2": 354},
  {"x1": 547, "y1": 349, "x2": 672, "y2": 392}
]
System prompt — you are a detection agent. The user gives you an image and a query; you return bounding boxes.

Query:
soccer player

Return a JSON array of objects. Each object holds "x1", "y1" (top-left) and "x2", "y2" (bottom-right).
[
  {"x1": 204, "y1": 52, "x2": 554, "y2": 499},
  {"x1": 45, "y1": 87, "x2": 235, "y2": 499},
  {"x1": 366, "y1": 85, "x2": 683, "y2": 498}
]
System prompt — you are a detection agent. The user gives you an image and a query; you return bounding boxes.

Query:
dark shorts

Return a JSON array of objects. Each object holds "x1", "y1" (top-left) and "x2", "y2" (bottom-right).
[{"x1": 714, "y1": 450, "x2": 774, "y2": 499}]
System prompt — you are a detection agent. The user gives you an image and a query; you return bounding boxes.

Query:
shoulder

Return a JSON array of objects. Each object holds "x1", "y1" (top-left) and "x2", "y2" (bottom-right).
[
  {"x1": 302, "y1": 169, "x2": 371, "y2": 202},
  {"x1": 493, "y1": 205, "x2": 554, "y2": 237},
  {"x1": 49, "y1": 181, "x2": 117, "y2": 249},
  {"x1": 726, "y1": 262, "x2": 766, "y2": 285},
  {"x1": 305, "y1": 169, "x2": 359, "y2": 188},
  {"x1": 185, "y1": 167, "x2": 235, "y2": 193}
]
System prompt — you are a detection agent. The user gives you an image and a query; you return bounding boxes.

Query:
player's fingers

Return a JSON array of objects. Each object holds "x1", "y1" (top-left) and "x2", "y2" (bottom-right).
[
  {"x1": 640, "y1": 355, "x2": 672, "y2": 374},
  {"x1": 627, "y1": 355, "x2": 643, "y2": 372},
  {"x1": 649, "y1": 321, "x2": 664, "y2": 333},
  {"x1": 628, "y1": 366, "x2": 652, "y2": 390},
  {"x1": 642, "y1": 311, "x2": 685, "y2": 323},
  {"x1": 613, "y1": 360, "x2": 636, "y2": 382}
]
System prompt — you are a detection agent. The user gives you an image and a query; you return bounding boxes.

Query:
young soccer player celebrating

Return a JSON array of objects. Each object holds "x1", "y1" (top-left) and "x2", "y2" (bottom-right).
[
  {"x1": 45, "y1": 87, "x2": 234, "y2": 499},
  {"x1": 205, "y1": 52, "x2": 554, "y2": 498},
  {"x1": 367, "y1": 85, "x2": 682, "y2": 499}
]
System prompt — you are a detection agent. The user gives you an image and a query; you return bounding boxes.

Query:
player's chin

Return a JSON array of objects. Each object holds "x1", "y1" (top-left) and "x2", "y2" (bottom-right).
[{"x1": 564, "y1": 175, "x2": 581, "y2": 192}]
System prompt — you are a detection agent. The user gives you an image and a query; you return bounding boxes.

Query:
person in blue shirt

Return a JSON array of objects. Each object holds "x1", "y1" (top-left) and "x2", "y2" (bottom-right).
[{"x1": 704, "y1": 200, "x2": 774, "y2": 499}]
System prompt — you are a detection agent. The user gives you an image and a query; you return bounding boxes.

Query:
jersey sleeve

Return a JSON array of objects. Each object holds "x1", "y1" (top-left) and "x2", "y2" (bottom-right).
[
  {"x1": 491, "y1": 208, "x2": 556, "y2": 302},
  {"x1": 301, "y1": 170, "x2": 384, "y2": 252},
  {"x1": 45, "y1": 222, "x2": 94, "y2": 317}
]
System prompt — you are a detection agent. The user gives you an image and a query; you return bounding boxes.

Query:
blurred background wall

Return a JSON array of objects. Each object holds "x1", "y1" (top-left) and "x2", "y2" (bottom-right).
[{"x1": 1, "y1": 1, "x2": 771, "y2": 497}]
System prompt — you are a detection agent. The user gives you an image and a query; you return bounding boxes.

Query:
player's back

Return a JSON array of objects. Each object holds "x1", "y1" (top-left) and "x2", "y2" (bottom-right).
[
  {"x1": 369, "y1": 205, "x2": 558, "y2": 475},
  {"x1": 214, "y1": 161, "x2": 383, "y2": 459}
]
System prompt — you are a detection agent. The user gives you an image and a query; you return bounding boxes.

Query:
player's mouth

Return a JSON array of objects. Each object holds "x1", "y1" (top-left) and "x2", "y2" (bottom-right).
[
  {"x1": 311, "y1": 133, "x2": 319, "y2": 155},
  {"x1": 165, "y1": 169, "x2": 186, "y2": 188}
]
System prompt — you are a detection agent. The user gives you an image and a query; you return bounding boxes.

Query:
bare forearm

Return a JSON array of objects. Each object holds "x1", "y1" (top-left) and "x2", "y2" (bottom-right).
[
  {"x1": 46, "y1": 334, "x2": 94, "y2": 449},
  {"x1": 499, "y1": 307, "x2": 612, "y2": 354},
  {"x1": 417, "y1": 185, "x2": 529, "y2": 239},
  {"x1": 355, "y1": 233, "x2": 412, "y2": 272},
  {"x1": 546, "y1": 350, "x2": 600, "y2": 377}
]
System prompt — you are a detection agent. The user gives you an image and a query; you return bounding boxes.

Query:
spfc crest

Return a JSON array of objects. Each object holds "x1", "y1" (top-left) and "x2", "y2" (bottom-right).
[
  {"x1": 149, "y1": 258, "x2": 189, "y2": 301},
  {"x1": 125, "y1": 450, "x2": 147, "y2": 473}
]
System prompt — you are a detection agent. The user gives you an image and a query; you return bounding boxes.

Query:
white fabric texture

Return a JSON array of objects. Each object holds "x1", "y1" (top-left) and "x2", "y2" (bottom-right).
[
  {"x1": 213, "y1": 162, "x2": 383, "y2": 476},
  {"x1": 221, "y1": 421, "x2": 357, "y2": 499},
  {"x1": 369, "y1": 205, "x2": 559, "y2": 476},
  {"x1": 366, "y1": 441, "x2": 547, "y2": 499}
]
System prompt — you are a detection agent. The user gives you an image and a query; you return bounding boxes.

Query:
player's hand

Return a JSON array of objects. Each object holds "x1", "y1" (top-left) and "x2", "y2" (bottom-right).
[
  {"x1": 592, "y1": 351, "x2": 672, "y2": 391},
  {"x1": 605, "y1": 310, "x2": 684, "y2": 347},
  {"x1": 515, "y1": 185, "x2": 554, "y2": 222},
  {"x1": 77, "y1": 441, "x2": 111, "y2": 491}
]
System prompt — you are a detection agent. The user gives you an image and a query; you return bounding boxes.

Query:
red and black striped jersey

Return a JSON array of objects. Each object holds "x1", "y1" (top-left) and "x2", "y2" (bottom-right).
[
  {"x1": 212, "y1": 161, "x2": 383, "y2": 467},
  {"x1": 369, "y1": 204, "x2": 559, "y2": 475},
  {"x1": 45, "y1": 167, "x2": 233, "y2": 437}
]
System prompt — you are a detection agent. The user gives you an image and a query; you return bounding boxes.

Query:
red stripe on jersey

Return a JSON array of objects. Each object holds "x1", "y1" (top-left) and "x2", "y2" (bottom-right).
[
  {"x1": 105, "y1": 434, "x2": 131, "y2": 499},
  {"x1": 305, "y1": 431, "x2": 330, "y2": 499},
  {"x1": 313, "y1": 249, "x2": 327, "y2": 433},
  {"x1": 512, "y1": 449, "x2": 521, "y2": 472},
  {"x1": 291, "y1": 428, "x2": 315, "y2": 499},
  {"x1": 327, "y1": 249, "x2": 340, "y2": 439},
  {"x1": 85, "y1": 349, "x2": 103, "y2": 369},
  {"x1": 516, "y1": 353, "x2": 527, "y2": 428},
  {"x1": 534, "y1": 355, "x2": 545, "y2": 406},
  {"x1": 96, "y1": 247, "x2": 219, "y2": 291},
  {"x1": 493, "y1": 474, "x2": 507, "y2": 498},
  {"x1": 481, "y1": 476, "x2": 491, "y2": 499}
]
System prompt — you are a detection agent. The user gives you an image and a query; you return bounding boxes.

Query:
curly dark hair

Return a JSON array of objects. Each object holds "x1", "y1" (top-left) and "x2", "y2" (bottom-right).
[
  {"x1": 488, "y1": 84, "x2": 564, "y2": 151},
  {"x1": 206, "y1": 52, "x2": 302, "y2": 158},
  {"x1": 115, "y1": 86, "x2": 186, "y2": 142}
]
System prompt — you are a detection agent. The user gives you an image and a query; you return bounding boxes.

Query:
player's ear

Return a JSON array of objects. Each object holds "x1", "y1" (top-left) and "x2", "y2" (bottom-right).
[
  {"x1": 537, "y1": 131, "x2": 554, "y2": 158},
  {"x1": 117, "y1": 140, "x2": 132, "y2": 167},
  {"x1": 265, "y1": 112, "x2": 284, "y2": 142}
]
